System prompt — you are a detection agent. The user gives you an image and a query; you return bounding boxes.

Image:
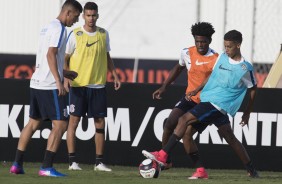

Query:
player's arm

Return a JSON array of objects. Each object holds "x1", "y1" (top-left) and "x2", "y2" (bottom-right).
[
  {"x1": 185, "y1": 74, "x2": 211, "y2": 101},
  {"x1": 153, "y1": 64, "x2": 185, "y2": 99},
  {"x1": 240, "y1": 68, "x2": 257, "y2": 126},
  {"x1": 63, "y1": 31, "x2": 78, "y2": 81},
  {"x1": 47, "y1": 47, "x2": 65, "y2": 96},
  {"x1": 107, "y1": 52, "x2": 121, "y2": 90},
  {"x1": 240, "y1": 85, "x2": 257, "y2": 126}
]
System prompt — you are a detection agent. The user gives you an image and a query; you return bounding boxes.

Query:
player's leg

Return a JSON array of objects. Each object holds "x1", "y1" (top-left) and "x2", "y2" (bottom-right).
[
  {"x1": 10, "y1": 118, "x2": 41, "y2": 174},
  {"x1": 162, "y1": 108, "x2": 185, "y2": 168},
  {"x1": 142, "y1": 103, "x2": 217, "y2": 166},
  {"x1": 142, "y1": 111, "x2": 197, "y2": 166},
  {"x1": 183, "y1": 125, "x2": 208, "y2": 179},
  {"x1": 38, "y1": 89, "x2": 68, "y2": 177},
  {"x1": 218, "y1": 124, "x2": 259, "y2": 177},
  {"x1": 39, "y1": 120, "x2": 68, "y2": 177},
  {"x1": 10, "y1": 88, "x2": 42, "y2": 174},
  {"x1": 93, "y1": 117, "x2": 111, "y2": 171},
  {"x1": 89, "y1": 87, "x2": 111, "y2": 171},
  {"x1": 67, "y1": 87, "x2": 85, "y2": 170},
  {"x1": 66, "y1": 115, "x2": 82, "y2": 170},
  {"x1": 162, "y1": 96, "x2": 197, "y2": 168},
  {"x1": 162, "y1": 108, "x2": 185, "y2": 147}
]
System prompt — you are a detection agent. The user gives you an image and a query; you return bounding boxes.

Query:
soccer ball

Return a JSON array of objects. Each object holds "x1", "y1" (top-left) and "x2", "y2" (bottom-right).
[{"x1": 139, "y1": 158, "x2": 160, "y2": 178}]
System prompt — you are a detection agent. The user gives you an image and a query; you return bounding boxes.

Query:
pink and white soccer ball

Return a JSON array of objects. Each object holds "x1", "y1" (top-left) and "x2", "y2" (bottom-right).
[{"x1": 139, "y1": 158, "x2": 160, "y2": 178}]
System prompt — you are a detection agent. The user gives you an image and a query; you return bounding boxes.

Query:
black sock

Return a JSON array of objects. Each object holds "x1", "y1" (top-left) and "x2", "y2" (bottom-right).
[
  {"x1": 163, "y1": 134, "x2": 180, "y2": 154},
  {"x1": 15, "y1": 149, "x2": 25, "y2": 167},
  {"x1": 245, "y1": 161, "x2": 254, "y2": 172},
  {"x1": 42, "y1": 150, "x2": 56, "y2": 168},
  {"x1": 189, "y1": 151, "x2": 203, "y2": 168},
  {"x1": 95, "y1": 155, "x2": 103, "y2": 166},
  {"x1": 166, "y1": 154, "x2": 172, "y2": 164},
  {"x1": 69, "y1": 153, "x2": 76, "y2": 166}
]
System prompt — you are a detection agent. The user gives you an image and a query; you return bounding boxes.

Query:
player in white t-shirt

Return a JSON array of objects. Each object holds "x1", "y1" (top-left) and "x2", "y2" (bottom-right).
[{"x1": 10, "y1": 0, "x2": 82, "y2": 177}]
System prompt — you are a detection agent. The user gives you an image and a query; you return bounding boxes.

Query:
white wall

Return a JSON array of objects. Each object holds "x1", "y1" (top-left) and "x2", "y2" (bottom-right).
[
  {"x1": 0, "y1": 0, "x2": 281, "y2": 63},
  {"x1": 0, "y1": 0, "x2": 60, "y2": 55}
]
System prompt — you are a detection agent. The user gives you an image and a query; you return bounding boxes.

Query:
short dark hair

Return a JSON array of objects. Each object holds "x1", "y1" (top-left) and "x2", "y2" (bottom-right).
[
  {"x1": 191, "y1": 22, "x2": 215, "y2": 40},
  {"x1": 62, "y1": 0, "x2": 83, "y2": 13},
  {"x1": 84, "y1": 2, "x2": 98, "y2": 12},
  {"x1": 224, "y1": 30, "x2": 243, "y2": 43}
]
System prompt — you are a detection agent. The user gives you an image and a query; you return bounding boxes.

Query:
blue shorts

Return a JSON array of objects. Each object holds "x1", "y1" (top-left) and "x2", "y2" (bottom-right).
[
  {"x1": 69, "y1": 87, "x2": 107, "y2": 118},
  {"x1": 189, "y1": 102, "x2": 230, "y2": 127},
  {"x1": 174, "y1": 95, "x2": 210, "y2": 133},
  {"x1": 29, "y1": 88, "x2": 68, "y2": 121}
]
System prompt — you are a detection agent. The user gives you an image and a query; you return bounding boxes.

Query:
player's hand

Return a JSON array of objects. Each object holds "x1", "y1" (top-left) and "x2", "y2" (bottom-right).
[
  {"x1": 185, "y1": 90, "x2": 197, "y2": 101},
  {"x1": 64, "y1": 78, "x2": 71, "y2": 92},
  {"x1": 152, "y1": 87, "x2": 165, "y2": 99},
  {"x1": 63, "y1": 70, "x2": 78, "y2": 81},
  {"x1": 56, "y1": 81, "x2": 66, "y2": 96},
  {"x1": 239, "y1": 112, "x2": 250, "y2": 127},
  {"x1": 114, "y1": 79, "x2": 121, "y2": 90}
]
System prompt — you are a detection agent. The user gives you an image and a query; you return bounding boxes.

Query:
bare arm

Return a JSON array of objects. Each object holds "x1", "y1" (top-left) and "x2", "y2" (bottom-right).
[
  {"x1": 240, "y1": 85, "x2": 257, "y2": 126},
  {"x1": 107, "y1": 52, "x2": 121, "y2": 90},
  {"x1": 152, "y1": 64, "x2": 185, "y2": 99},
  {"x1": 46, "y1": 47, "x2": 65, "y2": 96},
  {"x1": 185, "y1": 74, "x2": 211, "y2": 101},
  {"x1": 63, "y1": 54, "x2": 73, "y2": 92}
]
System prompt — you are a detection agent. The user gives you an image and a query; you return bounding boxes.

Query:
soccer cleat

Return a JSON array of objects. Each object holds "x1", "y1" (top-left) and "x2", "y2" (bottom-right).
[
  {"x1": 247, "y1": 168, "x2": 259, "y2": 178},
  {"x1": 142, "y1": 150, "x2": 167, "y2": 167},
  {"x1": 10, "y1": 162, "x2": 25, "y2": 174},
  {"x1": 188, "y1": 167, "x2": 208, "y2": 179},
  {"x1": 38, "y1": 167, "x2": 66, "y2": 177},
  {"x1": 94, "y1": 163, "x2": 112, "y2": 172},
  {"x1": 68, "y1": 162, "x2": 82, "y2": 170}
]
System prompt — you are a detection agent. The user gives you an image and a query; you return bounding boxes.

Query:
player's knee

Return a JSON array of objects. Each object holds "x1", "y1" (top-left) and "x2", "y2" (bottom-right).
[{"x1": 164, "y1": 118, "x2": 178, "y2": 130}]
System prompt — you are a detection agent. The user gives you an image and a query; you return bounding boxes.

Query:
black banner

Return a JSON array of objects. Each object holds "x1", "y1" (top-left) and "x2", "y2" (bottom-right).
[
  {"x1": 0, "y1": 79, "x2": 282, "y2": 171},
  {"x1": 0, "y1": 54, "x2": 271, "y2": 87}
]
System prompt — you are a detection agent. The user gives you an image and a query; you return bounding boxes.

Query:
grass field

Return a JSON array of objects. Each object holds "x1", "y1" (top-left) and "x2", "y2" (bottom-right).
[{"x1": 0, "y1": 162, "x2": 281, "y2": 184}]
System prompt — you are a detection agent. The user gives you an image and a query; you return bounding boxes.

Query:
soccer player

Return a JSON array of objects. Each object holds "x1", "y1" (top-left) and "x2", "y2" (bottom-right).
[
  {"x1": 143, "y1": 30, "x2": 259, "y2": 178},
  {"x1": 152, "y1": 22, "x2": 217, "y2": 178},
  {"x1": 9, "y1": 0, "x2": 82, "y2": 177},
  {"x1": 64, "y1": 2, "x2": 121, "y2": 171}
]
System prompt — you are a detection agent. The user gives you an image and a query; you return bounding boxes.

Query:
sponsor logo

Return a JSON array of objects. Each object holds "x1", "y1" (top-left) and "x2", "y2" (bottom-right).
[
  {"x1": 99, "y1": 28, "x2": 105, "y2": 33},
  {"x1": 241, "y1": 64, "x2": 247, "y2": 70},
  {"x1": 1, "y1": 104, "x2": 282, "y2": 147},
  {"x1": 76, "y1": 31, "x2": 83, "y2": 36},
  {"x1": 219, "y1": 64, "x2": 232, "y2": 71},
  {"x1": 86, "y1": 40, "x2": 99, "y2": 47},
  {"x1": 195, "y1": 60, "x2": 210, "y2": 65},
  {"x1": 69, "y1": 104, "x2": 75, "y2": 113}
]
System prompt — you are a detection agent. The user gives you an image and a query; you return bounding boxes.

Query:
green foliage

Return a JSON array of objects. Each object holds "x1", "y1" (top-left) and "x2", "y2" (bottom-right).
[{"x1": 0, "y1": 162, "x2": 281, "y2": 184}]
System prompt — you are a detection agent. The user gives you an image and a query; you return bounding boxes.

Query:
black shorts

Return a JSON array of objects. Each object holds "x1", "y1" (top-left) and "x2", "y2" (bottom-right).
[
  {"x1": 189, "y1": 102, "x2": 230, "y2": 128},
  {"x1": 29, "y1": 88, "x2": 68, "y2": 121},
  {"x1": 69, "y1": 87, "x2": 107, "y2": 118},
  {"x1": 174, "y1": 95, "x2": 210, "y2": 133}
]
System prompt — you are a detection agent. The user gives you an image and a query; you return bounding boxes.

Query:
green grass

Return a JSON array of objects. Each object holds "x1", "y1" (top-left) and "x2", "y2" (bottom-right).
[{"x1": 1, "y1": 162, "x2": 281, "y2": 184}]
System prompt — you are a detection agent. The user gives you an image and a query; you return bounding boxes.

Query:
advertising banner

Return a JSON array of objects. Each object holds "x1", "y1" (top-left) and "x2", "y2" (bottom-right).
[
  {"x1": 0, "y1": 79, "x2": 281, "y2": 171},
  {"x1": 0, "y1": 54, "x2": 271, "y2": 87}
]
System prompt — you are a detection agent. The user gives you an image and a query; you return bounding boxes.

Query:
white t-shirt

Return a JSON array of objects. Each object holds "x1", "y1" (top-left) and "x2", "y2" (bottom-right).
[
  {"x1": 178, "y1": 47, "x2": 216, "y2": 71},
  {"x1": 65, "y1": 26, "x2": 111, "y2": 55},
  {"x1": 30, "y1": 19, "x2": 67, "y2": 89}
]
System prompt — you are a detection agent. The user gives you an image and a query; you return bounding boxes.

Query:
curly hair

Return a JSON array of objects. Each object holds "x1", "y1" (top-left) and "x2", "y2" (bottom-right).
[{"x1": 191, "y1": 22, "x2": 215, "y2": 40}]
